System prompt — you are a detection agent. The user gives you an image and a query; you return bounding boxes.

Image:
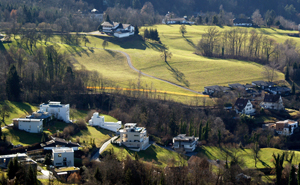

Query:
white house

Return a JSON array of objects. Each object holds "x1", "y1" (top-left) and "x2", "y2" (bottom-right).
[
  {"x1": 39, "y1": 101, "x2": 70, "y2": 123},
  {"x1": 13, "y1": 118, "x2": 43, "y2": 133},
  {"x1": 162, "y1": 14, "x2": 194, "y2": 24},
  {"x1": 260, "y1": 94, "x2": 284, "y2": 110},
  {"x1": 234, "y1": 98, "x2": 255, "y2": 115},
  {"x1": 101, "y1": 21, "x2": 134, "y2": 38},
  {"x1": 88, "y1": 112, "x2": 122, "y2": 132},
  {"x1": 173, "y1": 134, "x2": 198, "y2": 152},
  {"x1": 52, "y1": 148, "x2": 74, "y2": 167},
  {"x1": 119, "y1": 123, "x2": 150, "y2": 151},
  {"x1": 275, "y1": 120, "x2": 298, "y2": 136},
  {"x1": 41, "y1": 137, "x2": 80, "y2": 151},
  {"x1": 233, "y1": 18, "x2": 253, "y2": 27}
]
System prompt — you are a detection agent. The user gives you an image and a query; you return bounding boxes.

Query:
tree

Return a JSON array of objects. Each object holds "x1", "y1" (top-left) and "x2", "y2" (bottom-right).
[
  {"x1": 134, "y1": 152, "x2": 139, "y2": 161},
  {"x1": 7, "y1": 159, "x2": 15, "y2": 179},
  {"x1": 26, "y1": 165, "x2": 37, "y2": 185},
  {"x1": 44, "y1": 153, "x2": 52, "y2": 165},
  {"x1": 134, "y1": 26, "x2": 139, "y2": 35},
  {"x1": 196, "y1": 15, "x2": 202, "y2": 25},
  {"x1": 298, "y1": 163, "x2": 300, "y2": 185},
  {"x1": 251, "y1": 142, "x2": 260, "y2": 167},
  {"x1": 0, "y1": 104, "x2": 10, "y2": 124},
  {"x1": 179, "y1": 25, "x2": 187, "y2": 36},
  {"x1": 204, "y1": 121, "x2": 209, "y2": 141},
  {"x1": 252, "y1": 9, "x2": 264, "y2": 26},
  {"x1": 289, "y1": 165, "x2": 297, "y2": 185},
  {"x1": 196, "y1": 27, "x2": 220, "y2": 57},
  {"x1": 105, "y1": 14, "x2": 110, "y2": 22},
  {"x1": 94, "y1": 168, "x2": 102, "y2": 182},
  {"x1": 160, "y1": 47, "x2": 172, "y2": 63},
  {"x1": 285, "y1": 66, "x2": 290, "y2": 81},
  {"x1": 97, "y1": 24, "x2": 103, "y2": 31},
  {"x1": 125, "y1": 168, "x2": 133, "y2": 185},
  {"x1": 265, "y1": 10, "x2": 276, "y2": 27},
  {"x1": 6, "y1": 65, "x2": 21, "y2": 101},
  {"x1": 144, "y1": 28, "x2": 149, "y2": 39},
  {"x1": 132, "y1": 0, "x2": 141, "y2": 9},
  {"x1": 262, "y1": 63, "x2": 278, "y2": 82},
  {"x1": 273, "y1": 153, "x2": 285, "y2": 185},
  {"x1": 199, "y1": 122, "x2": 203, "y2": 140},
  {"x1": 102, "y1": 40, "x2": 108, "y2": 49},
  {"x1": 218, "y1": 130, "x2": 221, "y2": 146},
  {"x1": 212, "y1": 15, "x2": 219, "y2": 25},
  {"x1": 292, "y1": 82, "x2": 296, "y2": 95}
]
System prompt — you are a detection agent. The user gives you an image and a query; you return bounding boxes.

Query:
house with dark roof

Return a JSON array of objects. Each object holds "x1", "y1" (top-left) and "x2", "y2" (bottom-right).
[
  {"x1": 234, "y1": 98, "x2": 255, "y2": 115},
  {"x1": 41, "y1": 137, "x2": 81, "y2": 151},
  {"x1": 101, "y1": 21, "x2": 134, "y2": 38},
  {"x1": 252, "y1": 81, "x2": 277, "y2": 89},
  {"x1": 173, "y1": 134, "x2": 198, "y2": 152},
  {"x1": 260, "y1": 94, "x2": 284, "y2": 110},
  {"x1": 233, "y1": 18, "x2": 253, "y2": 27},
  {"x1": 204, "y1": 85, "x2": 230, "y2": 96},
  {"x1": 268, "y1": 86, "x2": 291, "y2": 96}
]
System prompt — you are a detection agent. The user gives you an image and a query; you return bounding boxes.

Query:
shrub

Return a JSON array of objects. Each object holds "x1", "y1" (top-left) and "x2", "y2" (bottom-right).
[{"x1": 76, "y1": 119, "x2": 87, "y2": 130}]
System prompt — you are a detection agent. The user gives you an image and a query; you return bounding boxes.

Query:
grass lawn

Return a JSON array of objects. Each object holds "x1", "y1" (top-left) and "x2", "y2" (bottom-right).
[
  {"x1": 3, "y1": 127, "x2": 42, "y2": 146},
  {"x1": 286, "y1": 108, "x2": 300, "y2": 119},
  {"x1": 198, "y1": 146, "x2": 300, "y2": 169},
  {"x1": 0, "y1": 101, "x2": 38, "y2": 126},
  {"x1": 255, "y1": 115, "x2": 277, "y2": 124},
  {"x1": 102, "y1": 144, "x2": 187, "y2": 167}
]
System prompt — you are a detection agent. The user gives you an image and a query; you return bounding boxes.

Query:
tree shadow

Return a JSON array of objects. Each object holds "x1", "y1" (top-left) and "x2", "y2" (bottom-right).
[
  {"x1": 92, "y1": 35, "x2": 147, "y2": 50},
  {"x1": 105, "y1": 49, "x2": 116, "y2": 57},
  {"x1": 11, "y1": 102, "x2": 33, "y2": 115},
  {"x1": 165, "y1": 60, "x2": 190, "y2": 87},
  {"x1": 183, "y1": 36, "x2": 196, "y2": 49},
  {"x1": 258, "y1": 158, "x2": 271, "y2": 168}
]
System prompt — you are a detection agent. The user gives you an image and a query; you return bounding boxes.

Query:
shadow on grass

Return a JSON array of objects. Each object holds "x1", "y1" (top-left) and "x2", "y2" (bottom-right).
[
  {"x1": 183, "y1": 36, "x2": 196, "y2": 48},
  {"x1": 259, "y1": 158, "x2": 271, "y2": 168},
  {"x1": 4, "y1": 128, "x2": 42, "y2": 145},
  {"x1": 11, "y1": 102, "x2": 33, "y2": 115},
  {"x1": 165, "y1": 60, "x2": 190, "y2": 87},
  {"x1": 105, "y1": 49, "x2": 116, "y2": 57}
]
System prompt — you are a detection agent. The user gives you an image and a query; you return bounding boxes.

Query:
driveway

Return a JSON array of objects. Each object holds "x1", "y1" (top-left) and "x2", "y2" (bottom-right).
[{"x1": 90, "y1": 136, "x2": 118, "y2": 161}]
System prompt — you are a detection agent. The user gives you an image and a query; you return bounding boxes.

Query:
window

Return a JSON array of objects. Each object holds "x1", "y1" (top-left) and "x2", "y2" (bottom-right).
[
  {"x1": 58, "y1": 153, "x2": 62, "y2": 157},
  {"x1": 134, "y1": 135, "x2": 139, "y2": 137}
]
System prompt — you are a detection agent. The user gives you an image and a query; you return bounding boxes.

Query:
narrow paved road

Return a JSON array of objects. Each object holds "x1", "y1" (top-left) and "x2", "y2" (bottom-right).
[
  {"x1": 90, "y1": 136, "x2": 118, "y2": 161},
  {"x1": 50, "y1": 38, "x2": 202, "y2": 95}
]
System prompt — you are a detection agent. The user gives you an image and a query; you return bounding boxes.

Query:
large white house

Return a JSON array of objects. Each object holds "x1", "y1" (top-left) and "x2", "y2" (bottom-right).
[
  {"x1": 13, "y1": 118, "x2": 43, "y2": 133},
  {"x1": 119, "y1": 123, "x2": 150, "y2": 151},
  {"x1": 52, "y1": 148, "x2": 74, "y2": 167},
  {"x1": 275, "y1": 120, "x2": 298, "y2": 136},
  {"x1": 260, "y1": 94, "x2": 284, "y2": 110},
  {"x1": 101, "y1": 21, "x2": 134, "y2": 38},
  {"x1": 88, "y1": 112, "x2": 122, "y2": 132},
  {"x1": 234, "y1": 98, "x2": 255, "y2": 115},
  {"x1": 173, "y1": 134, "x2": 198, "y2": 152},
  {"x1": 40, "y1": 101, "x2": 70, "y2": 123}
]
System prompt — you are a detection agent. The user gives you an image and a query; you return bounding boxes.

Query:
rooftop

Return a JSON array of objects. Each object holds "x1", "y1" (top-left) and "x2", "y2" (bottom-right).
[
  {"x1": 263, "y1": 94, "x2": 281, "y2": 103},
  {"x1": 16, "y1": 118, "x2": 43, "y2": 122},
  {"x1": 173, "y1": 134, "x2": 196, "y2": 142},
  {"x1": 0, "y1": 153, "x2": 27, "y2": 159},
  {"x1": 52, "y1": 147, "x2": 74, "y2": 153},
  {"x1": 234, "y1": 98, "x2": 250, "y2": 111}
]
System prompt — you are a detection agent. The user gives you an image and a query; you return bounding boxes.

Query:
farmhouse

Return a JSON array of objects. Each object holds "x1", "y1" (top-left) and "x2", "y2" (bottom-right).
[
  {"x1": 88, "y1": 112, "x2": 122, "y2": 132},
  {"x1": 234, "y1": 98, "x2": 255, "y2": 115},
  {"x1": 39, "y1": 101, "x2": 70, "y2": 123},
  {"x1": 119, "y1": 123, "x2": 150, "y2": 151},
  {"x1": 260, "y1": 94, "x2": 284, "y2": 110},
  {"x1": 252, "y1": 81, "x2": 276, "y2": 89},
  {"x1": 41, "y1": 137, "x2": 80, "y2": 151},
  {"x1": 173, "y1": 134, "x2": 198, "y2": 152},
  {"x1": 233, "y1": 18, "x2": 253, "y2": 27},
  {"x1": 101, "y1": 21, "x2": 134, "y2": 38},
  {"x1": 52, "y1": 148, "x2": 74, "y2": 167},
  {"x1": 13, "y1": 118, "x2": 43, "y2": 133}
]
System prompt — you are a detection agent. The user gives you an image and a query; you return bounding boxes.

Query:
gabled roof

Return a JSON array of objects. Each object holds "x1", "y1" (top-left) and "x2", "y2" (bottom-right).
[
  {"x1": 263, "y1": 94, "x2": 281, "y2": 103},
  {"x1": 252, "y1": 81, "x2": 277, "y2": 87},
  {"x1": 101, "y1": 21, "x2": 119, "y2": 27},
  {"x1": 234, "y1": 98, "x2": 250, "y2": 111},
  {"x1": 41, "y1": 137, "x2": 80, "y2": 148}
]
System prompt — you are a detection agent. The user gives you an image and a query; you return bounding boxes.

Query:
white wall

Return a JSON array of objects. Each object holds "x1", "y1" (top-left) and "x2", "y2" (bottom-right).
[
  {"x1": 89, "y1": 112, "x2": 122, "y2": 132},
  {"x1": 114, "y1": 32, "x2": 130, "y2": 38},
  {"x1": 119, "y1": 124, "x2": 149, "y2": 150},
  {"x1": 52, "y1": 149, "x2": 74, "y2": 167},
  {"x1": 40, "y1": 102, "x2": 70, "y2": 123},
  {"x1": 18, "y1": 119, "x2": 43, "y2": 133}
]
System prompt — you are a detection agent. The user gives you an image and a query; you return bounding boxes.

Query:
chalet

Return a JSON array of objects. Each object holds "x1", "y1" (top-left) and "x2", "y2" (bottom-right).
[
  {"x1": 173, "y1": 134, "x2": 198, "y2": 152},
  {"x1": 252, "y1": 81, "x2": 276, "y2": 89},
  {"x1": 101, "y1": 21, "x2": 134, "y2": 38},
  {"x1": 260, "y1": 94, "x2": 284, "y2": 110},
  {"x1": 234, "y1": 98, "x2": 255, "y2": 115},
  {"x1": 41, "y1": 137, "x2": 80, "y2": 151},
  {"x1": 204, "y1": 85, "x2": 230, "y2": 95},
  {"x1": 233, "y1": 18, "x2": 253, "y2": 27}
]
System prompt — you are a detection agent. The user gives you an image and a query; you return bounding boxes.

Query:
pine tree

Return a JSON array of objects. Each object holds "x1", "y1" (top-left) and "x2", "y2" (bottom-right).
[
  {"x1": 212, "y1": 15, "x2": 219, "y2": 25},
  {"x1": 286, "y1": 66, "x2": 290, "y2": 81},
  {"x1": 105, "y1": 14, "x2": 110, "y2": 22},
  {"x1": 218, "y1": 130, "x2": 221, "y2": 146},
  {"x1": 134, "y1": 26, "x2": 139, "y2": 35},
  {"x1": 204, "y1": 121, "x2": 209, "y2": 141},
  {"x1": 144, "y1": 28, "x2": 149, "y2": 39},
  {"x1": 134, "y1": 152, "x2": 139, "y2": 161},
  {"x1": 289, "y1": 165, "x2": 297, "y2": 185},
  {"x1": 44, "y1": 153, "x2": 52, "y2": 165},
  {"x1": 160, "y1": 172, "x2": 166, "y2": 185},
  {"x1": 293, "y1": 62, "x2": 298, "y2": 69},
  {"x1": 292, "y1": 82, "x2": 296, "y2": 94},
  {"x1": 6, "y1": 65, "x2": 21, "y2": 101},
  {"x1": 26, "y1": 165, "x2": 37, "y2": 185},
  {"x1": 132, "y1": 0, "x2": 141, "y2": 9},
  {"x1": 273, "y1": 153, "x2": 285, "y2": 185},
  {"x1": 199, "y1": 122, "x2": 202, "y2": 140},
  {"x1": 7, "y1": 159, "x2": 15, "y2": 179},
  {"x1": 94, "y1": 168, "x2": 102, "y2": 182}
]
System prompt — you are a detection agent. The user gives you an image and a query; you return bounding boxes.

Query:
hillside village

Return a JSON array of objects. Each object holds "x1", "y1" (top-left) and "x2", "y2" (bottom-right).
[{"x1": 2, "y1": 0, "x2": 300, "y2": 184}]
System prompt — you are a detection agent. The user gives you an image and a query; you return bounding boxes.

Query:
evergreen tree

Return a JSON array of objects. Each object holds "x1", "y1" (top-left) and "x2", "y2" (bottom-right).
[
  {"x1": 196, "y1": 15, "x2": 202, "y2": 25},
  {"x1": 189, "y1": 118, "x2": 194, "y2": 136},
  {"x1": 134, "y1": 25, "x2": 139, "y2": 35},
  {"x1": 292, "y1": 82, "x2": 296, "y2": 95},
  {"x1": 7, "y1": 159, "x2": 15, "y2": 179},
  {"x1": 6, "y1": 65, "x2": 21, "y2": 101},
  {"x1": 293, "y1": 62, "x2": 298, "y2": 69},
  {"x1": 44, "y1": 153, "x2": 52, "y2": 165},
  {"x1": 94, "y1": 168, "x2": 102, "y2": 182},
  {"x1": 144, "y1": 28, "x2": 149, "y2": 39},
  {"x1": 212, "y1": 15, "x2": 219, "y2": 25},
  {"x1": 134, "y1": 152, "x2": 139, "y2": 161},
  {"x1": 26, "y1": 165, "x2": 37, "y2": 185},
  {"x1": 105, "y1": 14, "x2": 110, "y2": 22},
  {"x1": 273, "y1": 153, "x2": 285, "y2": 185},
  {"x1": 125, "y1": 169, "x2": 133, "y2": 185},
  {"x1": 289, "y1": 165, "x2": 297, "y2": 185},
  {"x1": 204, "y1": 121, "x2": 209, "y2": 141},
  {"x1": 160, "y1": 172, "x2": 166, "y2": 185},
  {"x1": 199, "y1": 122, "x2": 202, "y2": 140},
  {"x1": 132, "y1": 0, "x2": 141, "y2": 9},
  {"x1": 286, "y1": 66, "x2": 290, "y2": 81},
  {"x1": 218, "y1": 130, "x2": 221, "y2": 146},
  {"x1": 97, "y1": 24, "x2": 103, "y2": 31}
]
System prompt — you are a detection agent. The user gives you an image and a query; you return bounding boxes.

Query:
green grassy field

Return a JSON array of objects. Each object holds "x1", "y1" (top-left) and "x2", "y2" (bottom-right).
[
  {"x1": 198, "y1": 146, "x2": 300, "y2": 169},
  {"x1": 103, "y1": 143, "x2": 187, "y2": 167}
]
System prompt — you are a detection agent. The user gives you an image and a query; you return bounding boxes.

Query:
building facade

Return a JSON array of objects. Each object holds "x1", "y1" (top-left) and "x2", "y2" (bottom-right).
[
  {"x1": 275, "y1": 120, "x2": 298, "y2": 136},
  {"x1": 173, "y1": 134, "x2": 198, "y2": 152},
  {"x1": 42, "y1": 137, "x2": 80, "y2": 151},
  {"x1": 52, "y1": 148, "x2": 74, "y2": 167},
  {"x1": 88, "y1": 112, "x2": 122, "y2": 132},
  {"x1": 40, "y1": 101, "x2": 70, "y2": 123},
  {"x1": 13, "y1": 118, "x2": 43, "y2": 133},
  {"x1": 101, "y1": 21, "x2": 134, "y2": 38},
  {"x1": 234, "y1": 98, "x2": 255, "y2": 115},
  {"x1": 119, "y1": 123, "x2": 149, "y2": 151},
  {"x1": 260, "y1": 94, "x2": 284, "y2": 110}
]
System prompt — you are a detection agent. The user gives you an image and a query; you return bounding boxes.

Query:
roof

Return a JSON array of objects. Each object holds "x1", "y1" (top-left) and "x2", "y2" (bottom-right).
[
  {"x1": 26, "y1": 110, "x2": 51, "y2": 119},
  {"x1": 52, "y1": 147, "x2": 74, "y2": 153},
  {"x1": 0, "y1": 153, "x2": 27, "y2": 159},
  {"x1": 173, "y1": 134, "x2": 196, "y2": 142},
  {"x1": 234, "y1": 98, "x2": 250, "y2": 111},
  {"x1": 42, "y1": 137, "x2": 80, "y2": 148},
  {"x1": 17, "y1": 118, "x2": 43, "y2": 122},
  {"x1": 276, "y1": 120, "x2": 297, "y2": 125},
  {"x1": 228, "y1": 83, "x2": 244, "y2": 89},
  {"x1": 269, "y1": 86, "x2": 291, "y2": 92},
  {"x1": 263, "y1": 94, "x2": 281, "y2": 103},
  {"x1": 233, "y1": 18, "x2": 253, "y2": 24},
  {"x1": 101, "y1": 21, "x2": 119, "y2": 27},
  {"x1": 252, "y1": 81, "x2": 277, "y2": 87}
]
